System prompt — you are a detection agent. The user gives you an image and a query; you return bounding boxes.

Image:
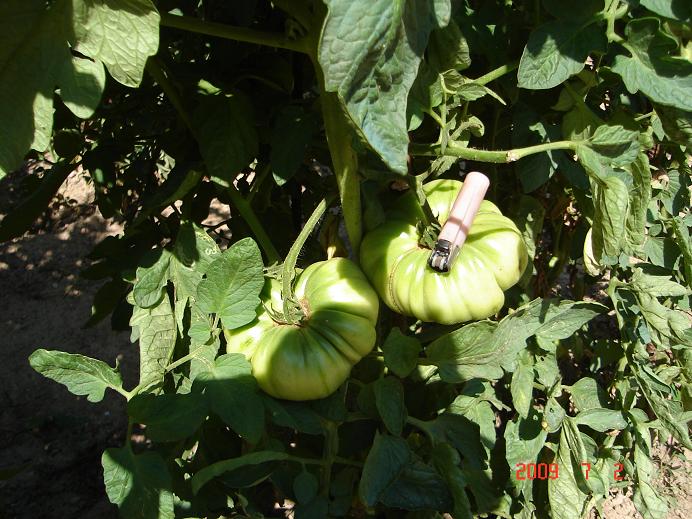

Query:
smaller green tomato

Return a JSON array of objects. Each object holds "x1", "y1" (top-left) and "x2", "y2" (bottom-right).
[
  {"x1": 224, "y1": 258, "x2": 379, "y2": 401},
  {"x1": 360, "y1": 179, "x2": 528, "y2": 325}
]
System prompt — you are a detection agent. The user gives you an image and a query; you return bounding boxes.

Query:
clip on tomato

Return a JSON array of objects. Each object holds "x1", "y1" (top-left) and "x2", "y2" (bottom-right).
[{"x1": 428, "y1": 171, "x2": 490, "y2": 273}]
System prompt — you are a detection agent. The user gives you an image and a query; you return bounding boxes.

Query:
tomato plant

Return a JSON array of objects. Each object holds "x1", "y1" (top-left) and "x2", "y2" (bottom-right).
[{"x1": 1, "y1": 0, "x2": 689, "y2": 517}]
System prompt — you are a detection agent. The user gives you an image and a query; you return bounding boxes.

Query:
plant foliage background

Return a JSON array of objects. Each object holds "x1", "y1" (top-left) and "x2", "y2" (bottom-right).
[{"x1": 0, "y1": 0, "x2": 690, "y2": 517}]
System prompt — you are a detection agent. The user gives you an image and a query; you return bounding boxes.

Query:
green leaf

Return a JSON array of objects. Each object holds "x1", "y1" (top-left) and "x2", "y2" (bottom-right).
[
  {"x1": 630, "y1": 268, "x2": 690, "y2": 298},
  {"x1": 534, "y1": 351, "x2": 560, "y2": 388},
  {"x1": 568, "y1": 377, "x2": 609, "y2": 411},
  {"x1": 548, "y1": 426, "x2": 589, "y2": 519},
  {"x1": 655, "y1": 104, "x2": 692, "y2": 146},
  {"x1": 504, "y1": 411, "x2": 547, "y2": 497},
  {"x1": 511, "y1": 351, "x2": 534, "y2": 419},
  {"x1": 374, "y1": 377, "x2": 407, "y2": 436},
  {"x1": 359, "y1": 433, "x2": 411, "y2": 507},
  {"x1": 638, "y1": 377, "x2": 692, "y2": 448},
  {"x1": 263, "y1": 398, "x2": 324, "y2": 435},
  {"x1": 58, "y1": 54, "x2": 107, "y2": 118},
  {"x1": 533, "y1": 300, "x2": 606, "y2": 342},
  {"x1": 431, "y1": 444, "x2": 472, "y2": 519},
  {"x1": 0, "y1": 0, "x2": 104, "y2": 176},
  {"x1": 85, "y1": 278, "x2": 130, "y2": 327},
  {"x1": 188, "y1": 334, "x2": 220, "y2": 382},
  {"x1": 102, "y1": 447, "x2": 174, "y2": 519},
  {"x1": 174, "y1": 222, "x2": 221, "y2": 275},
  {"x1": 518, "y1": 18, "x2": 606, "y2": 90},
  {"x1": 575, "y1": 409, "x2": 628, "y2": 432},
  {"x1": 591, "y1": 175, "x2": 630, "y2": 260},
  {"x1": 428, "y1": 299, "x2": 605, "y2": 380},
  {"x1": 632, "y1": 422, "x2": 669, "y2": 519},
  {"x1": 543, "y1": 398, "x2": 566, "y2": 433},
  {"x1": 128, "y1": 392, "x2": 208, "y2": 442},
  {"x1": 270, "y1": 106, "x2": 317, "y2": 185},
  {"x1": 511, "y1": 108, "x2": 560, "y2": 192},
  {"x1": 29, "y1": 349, "x2": 123, "y2": 403},
  {"x1": 564, "y1": 419, "x2": 605, "y2": 495},
  {"x1": 133, "y1": 249, "x2": 172, "y2": 308},
  {"x1": 448, "y1": 390, "x2": 498, "y2": 452},
  {"x1": 192, "y1": 354, "x2": 265, "y2": 443},
  {"x1": 0, "y1": 161, "x2": 74, "y2": 241},
  {"x1": 636, "y1": 292, "x2": 691, "y2": 347},
  {"x1": 611, "y1": 18, "x2": 692, "y2": 111},
  {"x1": 318, "y1": 0, "x2": 451, "y2": 174},
  {"x1": 379, "y1": 459, "x2": 452, "y2": 511},
  {"x1": 428, "y1": 19, "x2": 471, "y2": 72},
  {"x1": 72, "y1": 0, "x2": 160, "y2": 87},
  {"x1": 192, "y1": 91, "x2": 258, "y2": 184},
  {"x1": 129, "y1": 292, "x2": 176, "y2": 387},
  {"x1": 626, "y1": 154, "x2": 652, "y2": 252},
  {"x1": 294, "y1": 470, "x2": 319, "y2": 504},
  {"x1": 426, "y1": 321, "x2": 503, "y2": 382},
  {"x1": 456, "y1": 82, "x2": 505, "y2": 104},
  {"x1": 191, "y1": 451, "x2": 291, "y2": 495},
  {"x1": 196, "y1": 238, "x2": 264, "y2": 330},
  {"x1": 494, "y1": 298, "x2": 604, "y2": 366},
  {"x1": 640, "y1": 0, "x2": 690, "y2": 21},
  {"x1": 671, "y1": 217, "x2": 692, "y2": 287},
  {"x1": 422, "y1": 413, "x2": 484, "y2": 467},
  {"x1": 381, "y1": 328, "x2": 421, "y2": 378},
  {"x1": 587, "y1": 124, "x2": 640, "y2": 167}
]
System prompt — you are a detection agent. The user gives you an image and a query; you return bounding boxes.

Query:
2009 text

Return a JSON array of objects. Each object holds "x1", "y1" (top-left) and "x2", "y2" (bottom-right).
[{"x1": 515, "y1": 462, "x2": 625, "y2": 481}]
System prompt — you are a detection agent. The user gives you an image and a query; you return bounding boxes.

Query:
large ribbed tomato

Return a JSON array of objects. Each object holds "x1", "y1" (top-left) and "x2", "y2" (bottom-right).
[
  {"x1": 360, "y1": 179, "x2": 528, "y2": 325},
  {"x1": 224, "y1": 258, "x2": 379, "y2": 401}
]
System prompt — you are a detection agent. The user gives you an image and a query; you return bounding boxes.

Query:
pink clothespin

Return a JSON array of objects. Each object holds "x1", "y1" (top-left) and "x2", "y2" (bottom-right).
[{"x1": 428, "y1": 172, "x2": 490, "y2": 273}]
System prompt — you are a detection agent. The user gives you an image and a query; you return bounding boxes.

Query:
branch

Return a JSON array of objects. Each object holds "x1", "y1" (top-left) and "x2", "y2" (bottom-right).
[
  {"x1": 409, "y1": 140, "x2": 579, "y2": 163},
  {"x1": 473, "y1": 60, "x2": 520, "y2": 86},
  {"x1": 160, "y1": 13, "x2": 309, "y2": 54}
]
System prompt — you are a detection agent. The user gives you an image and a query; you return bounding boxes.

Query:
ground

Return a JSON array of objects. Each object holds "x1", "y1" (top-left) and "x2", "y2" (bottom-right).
[{"x1": 0, "y1": 167, "x2": 689, "y2": 518}]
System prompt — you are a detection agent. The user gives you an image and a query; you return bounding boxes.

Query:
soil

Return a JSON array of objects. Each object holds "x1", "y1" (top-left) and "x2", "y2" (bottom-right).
[
  {"x1": 0, "y1": 167, "x2": 132, "y2": 519},
  {"x1": 0, "y1": 167, "x2": 689, "y2": 518}
]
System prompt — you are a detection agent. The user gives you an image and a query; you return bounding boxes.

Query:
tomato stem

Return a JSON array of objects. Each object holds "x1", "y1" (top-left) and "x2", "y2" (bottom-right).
[
  {"x1": 473, "y1": 60, "x2": 519, "y2": 86},
  {"x1": 320, "y1": 421, "x2": 339, "y2": 496},
  {"x1": 407, "y1": 174, "x2": 439, "y2": 230},
  {"x1": 159, "y1": 13, "x2": 310, "y2": 54},
  {"x1": 281, "y1": 196, "x2": 334, "y2": 323},
  {"x1": 409, "y1": 140, "x2": 579, "y2": 163},
  {"x1": 318, "y1": 91, "x2": 363, "y2": 257}
]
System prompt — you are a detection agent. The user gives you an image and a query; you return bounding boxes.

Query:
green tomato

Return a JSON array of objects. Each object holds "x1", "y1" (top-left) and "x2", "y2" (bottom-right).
[
  {"x1": 224, "y1": 258, "x2": 379, "y2": 401},
  {"x1": 360, "y1": 179, "x2": 528, "y2": 325}
]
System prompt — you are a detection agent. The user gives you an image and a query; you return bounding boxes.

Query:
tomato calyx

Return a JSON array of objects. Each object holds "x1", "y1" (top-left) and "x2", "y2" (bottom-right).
[
  {"x1": 416, "y1": 220, "x2": 441, "y2": 250},
  {"x1": 266, "y1": 297, "x2": 305, "y2": 325}
]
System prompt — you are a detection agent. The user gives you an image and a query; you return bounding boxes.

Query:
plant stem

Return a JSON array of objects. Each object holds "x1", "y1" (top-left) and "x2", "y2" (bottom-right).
[
  {"x1": 111, "y1": 384, "x2": 131, "y2": 399},
  {"x1": 159, "y1": 13, "x2": 308, "y2": 54},
  {"x1": 407, "y1": 174, "x2": 438, "y2": 228},
  {"x1": 164, "y1": 343, "x2": 209, "y2": 373},
  {"x1": 474, "y1": 60, "x2": 520, "y2": 86},
  {"x1": 225, "y1": 186, "x2": 281, "y2": 263},
  {"x1": 282, "y1": 196, "x2": 334, "y2": 321},
  {"x1": 319, "y1": 421, "x2": 339, "y2": 496},
  {"x1": 319, "y1": 91, "x2": 363, "y2": 257},
  {"x1": 604, "y1": 0, "x2": 627, "y2": 43},
  {"x1": 409, "y1": 140, "x2": 579, "y2": 163}
]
